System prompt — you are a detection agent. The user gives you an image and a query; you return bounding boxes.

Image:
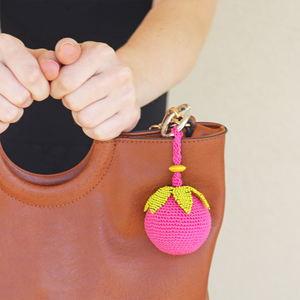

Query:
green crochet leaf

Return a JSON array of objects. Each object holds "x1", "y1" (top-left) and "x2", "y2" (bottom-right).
[
  {"x1": 144, "y1": 185, "x2": 210, "y2": 215},
  {"x1": 144, "y1": 186, "x2": 173, "y2": 214},
  {"x1": 172, "y1": 186, "x2": 193, "y2": 214},
  {"x1": 190, "y1": 187, "x2": 210, "y2": 210}
]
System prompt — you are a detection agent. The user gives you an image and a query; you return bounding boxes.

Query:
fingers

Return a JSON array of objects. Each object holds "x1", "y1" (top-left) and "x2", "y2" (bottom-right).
[
  {"x1": 0, "y1": 34, "x2": 50, "y2": 101},
  {"x1": 54, "y1": 37, "x2": 81, "y2": 66},
  {"x1": 71, "y1": 88, "x2": 140, "y2": 140},
  {"x1": 71, "y1": 80, "x2": 137, "y2": 129},
  {"x1": 0, "y1": 34, "x2": 83, "y2": 135},
  {"x1": 0, "y1": 62, "x2": 33, "y2": 108},
  {"x1": 61, "y1": 72, "x2": 112, "y2": 112},
  {"x1": 50, "y1": 41, "x2": 109, "y2": 99},
  {"x1": 82, "y1": 108, "x2": 141, "y2": 141},
  {"x1": 71, "y1": 96, "x2": 119, "y2": 130},
  {"x1": 0, "y1": 93, "x2": 24, "y2": 134},
  {"x1": 29, "y1": 49, "x2": 61, "y2": 81},
  {"x1": 0, "y1": 94, "x2": 24, "y2": 123},
  {"x1": 0, "y1": 61, "x2": 27, "y2": 133}
]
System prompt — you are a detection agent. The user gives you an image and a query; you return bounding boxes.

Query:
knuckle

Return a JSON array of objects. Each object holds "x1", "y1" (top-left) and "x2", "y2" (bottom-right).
[
  {"x1": 93, "y1": 43, "x2": 115, "y2": 64},
  {"x1": 83, "y1": 129, "x2": 95, "y2": 140},
  {"x1": 26, "y1": 65, "x2": 42, "y2": 85},
  {"x1": 49, "y1": 84, "x2": 59, "y2": 99},
  {"x1": 74, "y1": 112, "x2": 84, "y2": 126},
  {"x1": 63, "y1": 95, "x2": 80, "y2": 112},
  {"x1": 14, "y1": 90, "x2": 32, "y2": 108},
  {"x1": 124, "y1": 84, "x2": 136, "y2": 101},
  {"x1": 1, "y1": 106, "x2": 22, "y2": 123},
  {"x1": 119, "y1": 66, "x2": 133, "y2": 81},
  {"x1": 121, "y1": 65, "x2": 133, "y2": 79},
  {"x1": 62, "y1": 95, "x2": 72, "y2": 110},
  {"x1": 118, "y1": 86, "x2": 137, "y2": 108},
  {"x1": 133, "y1": 108, "x2": 141, "y2": 123},
  {"x1": 95, "y1": 43, "x2": 114, "y2": 57},
  {"x1": 86, "y1": 124, "x2": 121, "y2": 141},
  {"x1": 76, "y1": 111, "x2": 92, "y2": 128},
  {"x1": 10, "y1": 108, "x2": 24, "y2": 123},
  {"x1": 59, "y1": 76, "x2": 74, "y2": 92},
  {"x1": 126, "y1": 108, "x2": 141, "y2": 128},
  {"x1": 1, "y1": 108, "x2": 14, "y2": 123},
  {"x1": 116, "y1": 66, "x2": 133, "y2": 84},
  {"x1": 92, "y1": 129, "x2": 109, "y2": 141}
]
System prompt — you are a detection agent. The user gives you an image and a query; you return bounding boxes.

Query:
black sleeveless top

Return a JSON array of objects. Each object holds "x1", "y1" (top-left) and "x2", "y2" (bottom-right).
[{"x1": 0, "y1": 0, "x2": 166, "y2": 174}]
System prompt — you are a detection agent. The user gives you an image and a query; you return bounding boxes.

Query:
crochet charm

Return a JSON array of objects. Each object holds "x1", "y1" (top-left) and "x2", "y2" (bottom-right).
[{"x1": 144, "y1": 126, "x2": 212, "y2": 255}]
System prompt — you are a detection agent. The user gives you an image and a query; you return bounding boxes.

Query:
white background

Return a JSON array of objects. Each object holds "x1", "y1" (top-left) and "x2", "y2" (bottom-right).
[{"x1": 169, "y1": 0, "x2": 300, "y2": 299}]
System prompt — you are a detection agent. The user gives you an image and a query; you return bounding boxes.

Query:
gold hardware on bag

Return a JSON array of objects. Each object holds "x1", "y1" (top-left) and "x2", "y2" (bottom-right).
[{"x1": 149, "y1": 104, "x2": 191, "y2": 137}]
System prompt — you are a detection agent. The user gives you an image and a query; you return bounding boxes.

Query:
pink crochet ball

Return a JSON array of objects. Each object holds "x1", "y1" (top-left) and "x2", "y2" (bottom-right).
[{"x1": 144, "y1": 193, "x2": 211, "y2": 255}]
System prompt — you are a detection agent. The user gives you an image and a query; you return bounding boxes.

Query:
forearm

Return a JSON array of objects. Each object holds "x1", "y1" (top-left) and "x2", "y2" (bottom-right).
[{"x1": 116, "y1": 0, "x2": 217, "y2": 107}]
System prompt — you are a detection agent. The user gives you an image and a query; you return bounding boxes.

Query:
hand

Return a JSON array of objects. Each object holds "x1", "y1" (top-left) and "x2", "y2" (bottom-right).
[
  {"x1": 50, "y1": 38, "x2": 140, "y2": 141},
  {"x1": 0, "y1": 33, "x2": 61, "y2": 134}
]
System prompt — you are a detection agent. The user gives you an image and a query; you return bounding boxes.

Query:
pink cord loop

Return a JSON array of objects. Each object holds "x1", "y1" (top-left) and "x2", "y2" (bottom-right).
[{"x1": 171, "y1": 126, "x2": 183, "y2": 187}]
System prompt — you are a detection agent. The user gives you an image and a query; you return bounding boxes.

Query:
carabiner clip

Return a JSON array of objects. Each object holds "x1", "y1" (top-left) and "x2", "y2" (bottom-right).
[{"x1": 161, "y1": 104, "x2": 191, "y2": 137}]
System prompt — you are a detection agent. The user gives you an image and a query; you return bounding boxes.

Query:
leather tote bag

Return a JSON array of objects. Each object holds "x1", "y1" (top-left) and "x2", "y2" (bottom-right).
[{"x1": 0, "y1": 106, "x2": 227, "y2": 300}]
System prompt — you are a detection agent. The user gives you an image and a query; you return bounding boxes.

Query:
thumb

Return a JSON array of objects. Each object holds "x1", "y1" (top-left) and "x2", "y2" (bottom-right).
[
  {"x1": 27, "y1": 48, "x2": 61, "y2": 81},
  {"x1": 54, "y1": 38, "x2": 81, "y2": 66}
]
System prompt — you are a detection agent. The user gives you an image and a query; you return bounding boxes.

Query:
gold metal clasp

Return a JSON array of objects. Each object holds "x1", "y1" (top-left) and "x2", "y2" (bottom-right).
[{"x1": 149, "y1": 104, "x2": 191, "y2": 137}]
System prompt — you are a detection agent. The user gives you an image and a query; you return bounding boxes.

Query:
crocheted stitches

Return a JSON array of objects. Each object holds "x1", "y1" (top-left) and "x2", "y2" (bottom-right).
[{"x1": 144, "y1": 194, "x2": 212, "y2": 255}]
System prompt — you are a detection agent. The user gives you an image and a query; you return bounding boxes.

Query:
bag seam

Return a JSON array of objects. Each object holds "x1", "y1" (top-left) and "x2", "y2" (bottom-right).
[{"x1": 115, "y1": 135, "x2": 224, "y2": 144}]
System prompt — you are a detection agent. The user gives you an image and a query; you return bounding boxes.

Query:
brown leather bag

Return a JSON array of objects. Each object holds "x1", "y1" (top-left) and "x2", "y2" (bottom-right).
[{"x1": 0, "y1": 111, "x2": 226, "y2": 300}]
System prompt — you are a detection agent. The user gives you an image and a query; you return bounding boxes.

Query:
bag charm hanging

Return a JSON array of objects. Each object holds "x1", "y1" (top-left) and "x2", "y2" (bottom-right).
[{"x1": 144, "y1": 105, "x2": 212, "y2": 255}]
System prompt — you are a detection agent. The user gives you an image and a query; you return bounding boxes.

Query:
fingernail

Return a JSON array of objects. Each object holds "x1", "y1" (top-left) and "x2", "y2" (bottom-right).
[
  {"x1": 45, "y1": 59, "x2": 60, "y2": 68},
  {"x1": 60, "y1": 42, "x2": 75, "y2": 51}
]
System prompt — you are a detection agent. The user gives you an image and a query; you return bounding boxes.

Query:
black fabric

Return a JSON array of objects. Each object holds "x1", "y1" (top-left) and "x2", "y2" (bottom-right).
[{"x1": 0, "y1": 0, "x2": 167, "y2": 174}]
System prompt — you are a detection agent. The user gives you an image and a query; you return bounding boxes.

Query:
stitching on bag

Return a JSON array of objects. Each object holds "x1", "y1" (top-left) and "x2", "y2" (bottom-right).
[
  {"x1": 0, "y1": 135, "x2": 224, "y2": 207},
  {"x1": 0, "y1": 141, "x2": 117, "y2": 209},
  {"x1": 116, "y1": 135, "x2": 224, "y2": 144}
]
